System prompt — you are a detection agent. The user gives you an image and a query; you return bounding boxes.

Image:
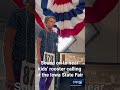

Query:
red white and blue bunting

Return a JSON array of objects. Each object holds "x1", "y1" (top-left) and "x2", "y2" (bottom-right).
[{"x1": 35, "y1": 0, "x2": 85, "y2": 37}]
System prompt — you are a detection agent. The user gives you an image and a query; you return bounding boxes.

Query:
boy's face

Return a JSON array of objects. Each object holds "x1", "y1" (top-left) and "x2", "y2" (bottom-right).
[{"x1": 46, "y1": 18, "x2": 56, "y2": 29}]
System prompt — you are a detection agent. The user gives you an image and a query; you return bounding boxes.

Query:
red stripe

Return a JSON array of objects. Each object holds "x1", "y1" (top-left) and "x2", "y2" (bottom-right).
[
  {"x1": 53, "y1": 0, "x2": 72, "y2": 5},
  {"x1": 85, "y1": 0, "x2": 119, "y2": 23},
  {"x1": 59, "y1": 21, "x2": 85, "y2": 37},
  {"x1": 35, "y1": 12, "x2": 46, "y2": 29}
]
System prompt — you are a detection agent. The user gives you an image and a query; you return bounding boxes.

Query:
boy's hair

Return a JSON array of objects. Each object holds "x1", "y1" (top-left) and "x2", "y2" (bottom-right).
[{"x1": 44, "y1": 16, "x2": 55, "y2": 24}]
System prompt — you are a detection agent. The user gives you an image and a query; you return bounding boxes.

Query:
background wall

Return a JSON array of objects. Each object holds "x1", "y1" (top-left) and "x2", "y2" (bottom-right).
[
  {"x1": 86, "y1": 0, "x2": 120, "y2": 63},
  {"x1": 67, "y1": 28, "x2": 85, "y2": 53}
]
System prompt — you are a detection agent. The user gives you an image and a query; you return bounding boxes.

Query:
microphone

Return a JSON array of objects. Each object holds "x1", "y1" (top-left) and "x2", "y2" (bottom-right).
[
  {"x1": 54, "y1": 25, "x2": 60, "y2": 35},
  {"x1": 54, "y1": 25, "x2": 60, "y2": 31}
]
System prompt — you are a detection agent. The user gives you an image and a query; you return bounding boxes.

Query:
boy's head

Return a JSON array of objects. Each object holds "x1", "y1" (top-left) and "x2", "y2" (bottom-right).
[{"x1": 44, "y1": 16, "x2": 56, "y2": 30}]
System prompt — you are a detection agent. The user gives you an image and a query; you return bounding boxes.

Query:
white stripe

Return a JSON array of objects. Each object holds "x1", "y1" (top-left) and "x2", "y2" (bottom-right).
[
  {"x1": 56, "y1": 9, "x2": 85, "y2": 30},
  {"x1": 49, "y1": 0, "x2": 80, "y2": 13},
  {"x1": 35, "y1": 0, "x2": 41, "y2": 10},
  {"x1": 72, "y1": 0, "x2": 80, "y2": 5},
  {"x1": 35, "y1": 0, "x2": 45, "y2": 22},
  {"x1": 47, "y1": 0, "x2": 55, "y2": 9}
]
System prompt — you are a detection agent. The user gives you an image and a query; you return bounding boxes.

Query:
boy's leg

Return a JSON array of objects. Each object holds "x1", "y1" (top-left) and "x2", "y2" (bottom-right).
[
  {"x1": 39, "y1": 64, "x2": 47, "y2": 90},
  {"x1": 45, "y1": 65, "x2": 54, "y2": 90}
]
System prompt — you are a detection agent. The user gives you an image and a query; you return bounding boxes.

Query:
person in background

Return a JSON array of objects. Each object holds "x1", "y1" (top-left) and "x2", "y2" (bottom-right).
[{"x1": 3, "y1": 0, "x2": 35, "y2": 89}]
